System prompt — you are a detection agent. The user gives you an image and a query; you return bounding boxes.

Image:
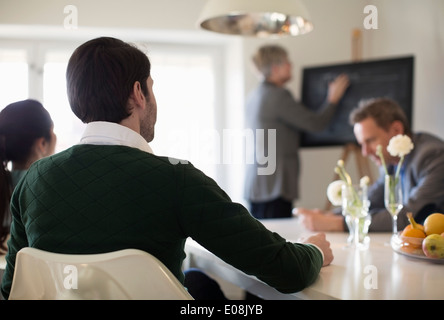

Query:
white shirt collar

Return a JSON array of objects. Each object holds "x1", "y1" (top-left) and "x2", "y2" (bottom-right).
[{"x1": 79, "y1": 121, "x2": 153, "y2": 154}]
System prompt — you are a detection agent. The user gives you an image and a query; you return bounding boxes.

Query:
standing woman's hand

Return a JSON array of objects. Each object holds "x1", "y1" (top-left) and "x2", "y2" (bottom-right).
[{"x1": 327, "y1": 74, "x2": 350, "y2": 104}]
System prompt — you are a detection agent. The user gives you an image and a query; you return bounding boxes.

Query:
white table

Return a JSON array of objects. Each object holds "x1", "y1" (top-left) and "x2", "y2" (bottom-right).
[
  {"x1": 185, "y1": 218, "x2": 444, "y2": 300},
  {"x1": 0, "y1": 254, "x2": 5, "y2": 299}
]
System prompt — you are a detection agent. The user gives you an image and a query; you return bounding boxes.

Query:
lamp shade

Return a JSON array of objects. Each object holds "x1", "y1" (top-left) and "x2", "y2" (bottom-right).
[{"x1": 197, "y1": 0, "x2": 313, "y2": 37}]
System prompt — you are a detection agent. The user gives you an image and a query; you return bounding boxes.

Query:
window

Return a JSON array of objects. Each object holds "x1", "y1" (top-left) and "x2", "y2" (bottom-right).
[
  {"x1": 149, "y1": 47, "x2": 217, "y2": 179},
  {"x1": 0, "y1": 49, "x2": 28, "y2": 108},
  {"x1": 0, "y1": 37, "x2": 244, "y2": 204},
  {"x1": 43, "y1": 50, "x2": 85, "y2": 151}
]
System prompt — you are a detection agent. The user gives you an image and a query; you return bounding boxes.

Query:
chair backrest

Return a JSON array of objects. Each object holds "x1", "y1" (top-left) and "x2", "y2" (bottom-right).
[{"x1": 8, "y1": 247, "x2": 193, "y2": 300}]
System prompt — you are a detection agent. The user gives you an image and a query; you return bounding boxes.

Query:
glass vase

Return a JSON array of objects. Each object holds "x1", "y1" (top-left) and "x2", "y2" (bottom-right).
[
  {"x1": 342, "y1": 183, "x2": 371, "y2": 249},
  {"x1": 384, "y1": 174, "x2": 403, "y2": 235}
]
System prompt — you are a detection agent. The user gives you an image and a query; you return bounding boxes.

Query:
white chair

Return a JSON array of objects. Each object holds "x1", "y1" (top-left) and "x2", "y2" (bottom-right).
[{"x1": 8, "y1": 247, "x2": 193, "y2": 300}]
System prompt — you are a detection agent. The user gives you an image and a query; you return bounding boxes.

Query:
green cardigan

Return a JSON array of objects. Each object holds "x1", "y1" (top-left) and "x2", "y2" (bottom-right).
[{"x1": 1, "y1": 144, "x2": 322, "y2": 299}]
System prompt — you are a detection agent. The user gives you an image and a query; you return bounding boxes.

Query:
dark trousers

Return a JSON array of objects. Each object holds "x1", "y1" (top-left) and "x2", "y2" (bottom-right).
[
  {"x1": 250, "y1": 197, "x2": 293, "y2": 219},
  {"x1": 183, "y1": 268, "x2": 228, "y2": 300}
]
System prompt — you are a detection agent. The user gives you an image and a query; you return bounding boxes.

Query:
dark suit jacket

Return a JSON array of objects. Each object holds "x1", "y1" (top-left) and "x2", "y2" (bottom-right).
[
  {"x1": 244, "y1": 81, "x2": 339, "y2": 203},
  {"x1": 368, "y1": 132, "x2": 444, "y2": 231}
]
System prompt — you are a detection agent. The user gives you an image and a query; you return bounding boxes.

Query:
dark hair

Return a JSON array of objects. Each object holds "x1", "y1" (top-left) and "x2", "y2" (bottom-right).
[
  {"x1": 0, "y1": 99, "x2": 53, "y2": 249},
  {"x1": 349, "y1": 98, "x2": 412, "y2": 136},
  {"x1": 66, "y1": 37, "x2": 151, "y2": 123}
]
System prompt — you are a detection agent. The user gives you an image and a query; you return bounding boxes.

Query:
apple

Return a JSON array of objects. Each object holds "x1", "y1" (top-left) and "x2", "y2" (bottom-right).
[{"x1": 422, "y1": 234, "x2": 444, "y2": 259}]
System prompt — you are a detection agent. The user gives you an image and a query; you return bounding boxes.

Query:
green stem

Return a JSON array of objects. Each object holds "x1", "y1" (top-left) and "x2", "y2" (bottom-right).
[
  {"x1": 352, "y1": 187, "x2": 362, "y2": 208},
  {"x1": 379, "y1": 151, "x2": 389, "y2": 176},
  {"x1": 342, "y1": 168, "x2": 352, "y2": 185},
  {"x1": 335, "y1": 168, "x2": 347, "y2": 183},
  {"x1": 389, "y1": 178, "x2": 396, "y2": 205},
  {"x1": 395, "y1": 156, "x2": 404, "y2": 181}
]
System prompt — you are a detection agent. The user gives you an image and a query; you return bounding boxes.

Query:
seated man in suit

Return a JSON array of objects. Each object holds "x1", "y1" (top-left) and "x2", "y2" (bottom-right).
[{"x1": 297, "y1": 98, "x2": 444, "y2": 232}]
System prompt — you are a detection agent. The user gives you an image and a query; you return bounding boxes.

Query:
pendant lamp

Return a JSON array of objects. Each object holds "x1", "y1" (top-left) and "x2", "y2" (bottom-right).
[{"x1": 197, "y1": 0, "x2": 313, "y2": 37}]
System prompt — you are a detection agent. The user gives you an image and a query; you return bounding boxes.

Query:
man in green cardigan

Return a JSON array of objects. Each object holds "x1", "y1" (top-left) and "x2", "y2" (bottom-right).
[{"x1": 1, "y1": 37, "x2": 333, "y2": 300}]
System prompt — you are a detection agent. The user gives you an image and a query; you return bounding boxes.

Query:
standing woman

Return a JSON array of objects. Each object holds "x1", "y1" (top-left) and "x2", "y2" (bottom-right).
[
  {"x1": 244, "y1": 45, "x2": 349, "y2": 219},
  {"x1": 0, "y1": 99, "x2": 56, "y2": 252}
]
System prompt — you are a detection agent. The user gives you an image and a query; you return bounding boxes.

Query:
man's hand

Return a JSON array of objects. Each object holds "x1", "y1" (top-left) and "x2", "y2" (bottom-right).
[
  {"x1": 327, "y1": 74, "x2": 350, "y2": 104},
  {"x1": 295, "y1": 208, "x2": 345, "y2": 232},
  {"x1": 299, "y1": 232, "x2": 334, "y2": 266}
]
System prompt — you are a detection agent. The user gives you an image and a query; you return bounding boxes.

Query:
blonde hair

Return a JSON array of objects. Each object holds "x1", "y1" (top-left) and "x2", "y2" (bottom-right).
[{"x1": 252, "y1": 45, "x2": 288, "y2": 78}]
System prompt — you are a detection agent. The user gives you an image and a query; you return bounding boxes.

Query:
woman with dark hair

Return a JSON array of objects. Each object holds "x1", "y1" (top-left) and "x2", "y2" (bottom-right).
[{"x1": 0, "y1": 99, "x2": 56, "y2": 252}]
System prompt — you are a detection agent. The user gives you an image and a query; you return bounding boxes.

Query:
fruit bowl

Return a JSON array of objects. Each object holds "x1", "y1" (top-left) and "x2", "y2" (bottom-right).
[
  {"x1": 391, "y1": 233, "x2": 444, "y2": 263},
  {"x1": 391, "y1": 233, "x2": 425, "y2": 256}
]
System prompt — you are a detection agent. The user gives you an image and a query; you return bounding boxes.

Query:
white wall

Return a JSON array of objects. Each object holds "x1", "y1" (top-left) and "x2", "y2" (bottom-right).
[
  {"x1": 364, "y1": 0, "x2": 444, "y2": 136},
  {"x1": 0, "y1": 0, "x2": 207, "y2": 31},
  {"x1": 1, "y1": 0, "x2": 442, "y2": 209},
  {"x1": 296, "y1": 0, "x2": 444, "y2": 209}
]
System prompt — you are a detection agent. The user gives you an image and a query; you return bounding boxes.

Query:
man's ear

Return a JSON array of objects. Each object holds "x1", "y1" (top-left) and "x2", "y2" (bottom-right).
[
  {"x1": 390, "y1": 120, "x2": 405, "y2": 135},
  {"x1": 131, "y1": 81, "x2": 146, "y2": 110}
]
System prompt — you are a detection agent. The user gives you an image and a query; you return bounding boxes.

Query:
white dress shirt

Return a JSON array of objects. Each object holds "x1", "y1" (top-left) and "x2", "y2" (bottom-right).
[{"x1": 79, "y1": 121, "x2": 153, "y2": 154}]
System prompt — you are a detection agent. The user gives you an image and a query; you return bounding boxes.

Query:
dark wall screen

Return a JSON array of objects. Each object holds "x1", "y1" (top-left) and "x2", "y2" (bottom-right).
[{"x1": 300, "y1": 56, "x2": 414, "y2": 147}]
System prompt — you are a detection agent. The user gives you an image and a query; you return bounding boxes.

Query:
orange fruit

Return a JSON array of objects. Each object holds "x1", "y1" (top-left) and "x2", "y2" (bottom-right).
[
  {"x1": 424, "y1": 213, "x2": 444, "y2": 235},
  {"x1": 403, "y1": 224, "x2": 425, "y2": 232},
  {"x1": 400, "y1": 223, "x2": 426, "y2": 254},
  {"x1": 401, "y1": 227, "x2": 426, "y2": 239},
  {"x1": 400, "y1": 212, "x2": 427, "y2": 255}
]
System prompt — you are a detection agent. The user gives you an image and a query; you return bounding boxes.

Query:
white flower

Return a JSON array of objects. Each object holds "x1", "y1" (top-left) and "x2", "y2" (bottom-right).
[
  {"x1": 379, "y1": 134, "x2": 414, "y2": 189},
  {"x1": 360, "y1": 176, "x2": 370, "y2": 188},
  {"x1": 327, "y1": 180, "x2": 346, "y2": 206},
  {"x1": 387, "y1": 134, "x2": 414, "y2": 157}
]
